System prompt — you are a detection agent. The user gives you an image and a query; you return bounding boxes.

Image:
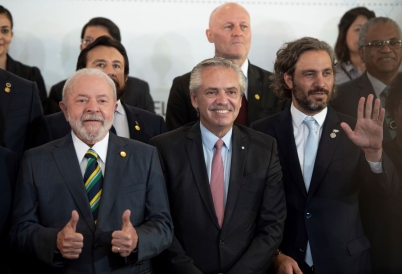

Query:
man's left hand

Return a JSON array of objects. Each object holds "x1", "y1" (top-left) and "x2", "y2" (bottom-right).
[
  {"x1": 111, "y1": 209, "x2": 138, "y2": 257},
  {"x1": 341, "y1": 94, "x2": 383, "y2": 162}
]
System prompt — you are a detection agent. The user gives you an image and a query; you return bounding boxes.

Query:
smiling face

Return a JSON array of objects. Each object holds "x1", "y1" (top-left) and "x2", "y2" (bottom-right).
[
  {"x1": 0, "y1": 13, "x2": 12, "y2": 58},
  {"x1": 285, "y1": 50, "x2": 335, "y2": 115},
  {"x1": 60, "y1": 73, "x2": 117, "y2": 146},
  {"x1": 191, "y1": 66, "x2": 242, "y2": 137},
  {"x1": 359, "y1": 23, "x2": 402, "y2": 79},
  {"x1": 206, "y1": 3, "x2": 251, "y2": 66}
]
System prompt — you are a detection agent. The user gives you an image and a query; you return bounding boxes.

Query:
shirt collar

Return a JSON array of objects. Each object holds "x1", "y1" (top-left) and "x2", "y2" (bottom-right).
[
  {"x1": 115, "y1": 100, "x2": 126, "y2": 116},
  {"x1": 200, "y1": 122, "x2": 233, "y2": 151},
  {"x1": 240, "y1": 59, "x2": 249, "y2": 79},
  {"x1": 72, "y1": 131, "x2": 109, "y2": 164},
  {"x1": 366, "y1": 72, "x2": 388, "y2": 98},
  {"x1": 290, "y1": 102, "x2": 327, "y2": 128}
]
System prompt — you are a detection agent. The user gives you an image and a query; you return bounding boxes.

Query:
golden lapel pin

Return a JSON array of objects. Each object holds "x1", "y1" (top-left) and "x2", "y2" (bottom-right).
[
  {"x1": 120, "y1": 151, "x2": 127, "y2": 157},
  {"x1": 135, "y1": 121, "x2": 140, "y2": 131},
  {"x1": 254, "y1": 94, "x2": 260, "y2": 100}
]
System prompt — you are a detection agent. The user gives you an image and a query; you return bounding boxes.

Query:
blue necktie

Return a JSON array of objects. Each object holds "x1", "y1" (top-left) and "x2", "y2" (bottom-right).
[
  {"x1": 303, "y1": 117, "x2": 319, "y2": 267},
  {"x1": 84, "y1": 149, "x2": 103, "y2": 224}
]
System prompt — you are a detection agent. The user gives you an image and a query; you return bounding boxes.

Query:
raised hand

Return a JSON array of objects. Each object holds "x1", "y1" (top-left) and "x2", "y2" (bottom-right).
[
  {"x1": 56, "y1": 210, "x2": 84, "y2": 259},
  {"x1": 340, "y1": 94, "x2": 384, "y2": 162},
  {"x1": 111, "y1": 209, "x2": 138, "y2": 257},
  {"x1": 274, "y1": 254, "x2": 303, "y2": 274}
]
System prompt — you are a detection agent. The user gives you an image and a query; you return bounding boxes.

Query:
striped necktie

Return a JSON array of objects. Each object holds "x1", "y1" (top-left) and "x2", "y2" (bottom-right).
[{"x1": 84, "y1": 149, "x2": 103, "y2": 224}]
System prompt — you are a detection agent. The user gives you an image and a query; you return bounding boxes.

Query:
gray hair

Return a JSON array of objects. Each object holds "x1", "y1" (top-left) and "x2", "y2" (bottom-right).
[
  {"x1": 359, "y1": 17, "x2": 402, "y2": 47},
  {"x1": 62, "y1": 68, "x2": 117, "y2": 102},
  {"x1": 189, "y1": 57, "x2": 246, "y2": 96}
]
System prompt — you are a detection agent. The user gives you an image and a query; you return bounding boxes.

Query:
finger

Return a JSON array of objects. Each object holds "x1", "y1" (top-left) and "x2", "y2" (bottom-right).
[
  {"x1": 364, "y1": 94, "x2": 374, "y2": 119},
  {"x1": 356, "y1": 97, "x2": 365, "y2": 120},
  {"x1": 340, "y1": 122, "x2": 354, "y2": 139},
  {"x1": 293, "y1": 263, "x2": 303, "y2": 274},
  {"x1": 68, "y1": 210, "x2": 79, "y2": 232},
  {"x1": 121, "y1": 209, "x2": 132, "y2": 230},
  {"x1": 372, "y1": 97, "x2": 381, "y2": 120},
  {"x1": 378, "y1": 107, "x2": 386, "y2": 124}
]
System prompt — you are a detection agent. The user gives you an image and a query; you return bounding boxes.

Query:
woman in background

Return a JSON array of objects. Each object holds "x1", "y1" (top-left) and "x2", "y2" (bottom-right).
[
  {"x1": 0, "y1": 5, "x2": 47, "y2": 111},
  {"x1": 334, "y1": 7, "x2": 375, "y2": 85}
]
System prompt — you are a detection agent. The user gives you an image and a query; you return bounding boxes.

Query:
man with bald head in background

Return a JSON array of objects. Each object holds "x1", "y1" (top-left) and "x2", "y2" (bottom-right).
[{"x1": 165, "y1": 2, "x2": 284, "y2": 130}]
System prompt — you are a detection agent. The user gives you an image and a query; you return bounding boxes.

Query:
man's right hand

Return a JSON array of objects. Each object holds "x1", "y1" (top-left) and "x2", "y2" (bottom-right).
[
  {"x1": 274, "y1": 254, "x2": 303, "y2": 274},
  {"x1": 56, "y1": 210, "x2": 84, "y2": 259}
]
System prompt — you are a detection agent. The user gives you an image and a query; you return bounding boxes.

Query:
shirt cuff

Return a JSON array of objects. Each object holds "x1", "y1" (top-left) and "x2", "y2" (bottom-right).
[{"x1": 366, "y1": 158, "x2": 383, "y2": 173}]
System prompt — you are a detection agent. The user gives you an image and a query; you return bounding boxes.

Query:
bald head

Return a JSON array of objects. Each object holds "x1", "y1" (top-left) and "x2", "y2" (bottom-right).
[{"x1": 206, "y1": 2, "x2": 251, "y2": 66}]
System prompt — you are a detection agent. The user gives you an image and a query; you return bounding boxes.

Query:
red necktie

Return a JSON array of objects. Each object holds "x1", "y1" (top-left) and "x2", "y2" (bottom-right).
[
  {"x1": 210, "y1": 139, "x2": 225, "y2": 228},
  {"x1": 235, "y1": 96, "x2": 247, "y2": 125}
]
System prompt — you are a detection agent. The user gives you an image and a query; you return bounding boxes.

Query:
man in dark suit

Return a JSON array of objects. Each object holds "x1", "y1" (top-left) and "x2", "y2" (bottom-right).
[
  {"x1": 165, "y1": 2, "x2": 284, "y2": 131},
  {"x1": 151, "y1": 58, "x2": 286, "y2": 274},
  {"x1": 48, "y1": 17, "x2": 155, "y2": 114},
  {"x1": 251, "y1": 37, "x2": 398, "y2": 274},
  {"x1": 29, "y1": 36, "x2": 166, "y2": 148},
  {"x1": 0, "y1": 68, "x2": 43, "y2": 159},
  {"x1": 10, "y1": 68, "x2": 173, "y2": 273},
  {"x1": 332, "y1": 17, "x2": 402, "y2": 142}
]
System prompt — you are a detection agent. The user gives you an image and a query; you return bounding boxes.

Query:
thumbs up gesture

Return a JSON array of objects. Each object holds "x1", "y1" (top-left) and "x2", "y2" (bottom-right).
[
  {"x1": 112, "y1": 209, "x2": 138, "y2": 257},
  {"x1": 56, "y1": 210, "x2": 84, "y2": 259}
]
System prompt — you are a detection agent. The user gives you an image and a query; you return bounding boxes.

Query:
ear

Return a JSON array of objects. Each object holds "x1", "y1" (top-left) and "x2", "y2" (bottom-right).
[
  {"x1": 284, "y1": 73, "x2": 293, "y2": 89},
  {"x1": 59, "y1": 101, "x2": 69, "y2": 122},
  {"x1": 114, "y1": 102, "x2": 118, "y2": 112},
  {"x1": 206, "y1": 29, "x2": 213, "y2": 43},
  {"x1": 124, "y1": 75, "x2": 128, "y2": 82},
  {"x1": 190, "y1": 93, "x2": 198, "y2": 109},
  {"x1": 358, "y1": 48, "x2": 365, "y2": 63}
]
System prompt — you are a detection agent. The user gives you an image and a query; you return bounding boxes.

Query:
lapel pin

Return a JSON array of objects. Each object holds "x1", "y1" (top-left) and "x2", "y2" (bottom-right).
[
  {"x1": 6, "y1": 83, "x2": 11, "y2": 87},
  {"x1": 135, "y1": 121, "x2": 140, "y2": 131},
  {"x1": 120, "y1": 151, "x2": 127, "y2": 157},
  {"x1": 4, "y1": 87, "x2": 10, "y2": 93},
  {"x1": 333, "y1": 129, "x2": 339, "y2": 133},
  {"x1": 241, "y1": 146, "x2": 245, "y2": 150},
  {"x1": 330, "y1": 133, "x2": 336, "y2": 138},
  {"x1": 254, "y1": 94, "x2": 260, "y2": 100}
]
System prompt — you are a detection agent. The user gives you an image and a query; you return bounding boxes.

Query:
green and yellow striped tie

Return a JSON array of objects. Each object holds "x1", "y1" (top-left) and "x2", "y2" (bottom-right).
[{"x1": 84, "y1": 149, "x2": 103, "y2": 224}]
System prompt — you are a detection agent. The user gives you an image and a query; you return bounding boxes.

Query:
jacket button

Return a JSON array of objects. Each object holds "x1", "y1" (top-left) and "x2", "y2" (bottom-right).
[
  {"x1": 306, "y1": 212, "x2": 312, "y2": 219},
  {"x1": 219, "y1": 239, "x2": 225, "y2": 245},
  {"x1": 299, "y1": 248, "x2": 305, "y2": 252}
]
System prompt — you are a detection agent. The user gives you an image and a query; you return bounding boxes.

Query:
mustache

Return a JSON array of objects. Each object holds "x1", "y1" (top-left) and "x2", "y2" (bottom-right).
[
  {"x1": 208, "y1": 104, "x2": 234, "y2": 111},
  {"x1": 308, "y1": 87, "x2": 330, "y2": 96},
  {"x1": 81, "y1": 113, "x2": 105, "y2": 123}
]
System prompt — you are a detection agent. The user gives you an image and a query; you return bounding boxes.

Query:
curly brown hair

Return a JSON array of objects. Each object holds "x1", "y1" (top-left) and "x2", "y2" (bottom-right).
[{"x1": 270, "y1": 37, "x2": 337, "y2": 101}]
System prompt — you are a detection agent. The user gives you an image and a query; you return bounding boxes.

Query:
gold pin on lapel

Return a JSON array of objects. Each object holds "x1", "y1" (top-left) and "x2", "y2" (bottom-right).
[
  {"x1": 120, "y1": 151, "x2": 127, "y2": 157},
  {"x1": 135, "y1": 121, "x2": 140, "y2": 131},
  {"x1": 254, "y1": 94, "x2": 260, "y2": 100},
  {"x1": 330, "y1": 129, "x2": 339, "y2": 139},
  {"x1": 4, "y1": 87, "x2": 10, "y2": 93},
  {"x1": 6, "y1": 83, "x2": 11, "y2": 87}
]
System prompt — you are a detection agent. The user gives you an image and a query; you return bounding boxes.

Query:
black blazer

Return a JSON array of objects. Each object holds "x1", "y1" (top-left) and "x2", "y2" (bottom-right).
[
  {"x1": 6, "y1": 54, "x2": 47, "y2": 112},
  {"x1": 251, "y1": 106, "x2": 398, "y2": 274},
  {"x1": 0, "y1": 68, "x2": 43, "y2": 159},
  {"x1": 150, "y1": 122, "x2": 286, "y2": 274},
  {"x1": 331, "y1": 72, "x2": 392, "y2": 142},
  {"x1": 47, "y1": 76, "x2": 155, "y2": 114},
  {"x1": 165, "y1": 62, "x2": 285, "y2": 131},
  {"x1": 27, "y1": 102, "x2": 166, "y2": 149}
]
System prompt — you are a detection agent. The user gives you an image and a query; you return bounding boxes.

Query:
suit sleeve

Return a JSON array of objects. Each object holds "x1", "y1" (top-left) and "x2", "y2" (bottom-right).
[
  {"x1": 28, "y1": 67, "x2": 48, "y2": 114},
  {"x1": 165, "y1": 76, "x2": 192, "y2": 131},
  {"x1": 9, "y1": 150, "x2": 61, "y2": 266},
  {"x1": 226, "y1": 139, "x2": 286, "y2": 274},
  {"x1": 135, "y1": 147, "x2": 174, "y2": 261},
  {"x1": 47, "y1": 84, "x2": 63, "y2": 114},
  {"x1": 24, "y1": 83, "x2": 44, "y2": 152}
]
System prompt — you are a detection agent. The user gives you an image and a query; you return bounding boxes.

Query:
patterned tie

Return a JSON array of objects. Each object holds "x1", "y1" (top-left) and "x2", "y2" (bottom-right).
[
  {"x1": 84, "y1": 149, "x2": 103, "y2": 224},
  {"x1": 303, "y1": 117, "x2": 319, "y2": 267},
  {"x1": 381, "y1": 87, "x2": 396, "y2": 139},
  {"x1": 210, "y1": 139, "x2": 225, "y2": 228}
]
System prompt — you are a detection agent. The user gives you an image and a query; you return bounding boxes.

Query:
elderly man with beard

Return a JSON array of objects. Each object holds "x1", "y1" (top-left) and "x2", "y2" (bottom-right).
[
  {"x1": 10, "y1": 68, "x2": 173, "y2": 273},
  {"x1": 27, "y1": 36, "x2": 165, "y2": 149},
  {"x1": 251, "y1": 37, "x2": 398, "y2": 274}
]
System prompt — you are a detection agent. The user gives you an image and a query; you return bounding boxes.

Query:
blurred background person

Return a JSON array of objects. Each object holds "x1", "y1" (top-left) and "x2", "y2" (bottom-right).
[
  {"x1": 360, "y1": 72, "x2": 402, "y2": 274},
  {"x1": 334, "y1": 7, "x2": 375, "y2": 85},
  {"x1": 0, "y1": 5, "x2": 47, "y2": 111}
]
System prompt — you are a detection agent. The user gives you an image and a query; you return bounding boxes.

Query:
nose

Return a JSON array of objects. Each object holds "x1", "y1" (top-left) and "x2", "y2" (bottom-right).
[
  {"x1": 232, "y1": 24, "x2": 242, "y2": 36},
  {"x1": 380, "y1": 42, "x2": 393, "y2": 53},
  {"x1": 102, "y1": 63, "x2": 116, "y2": 77},
  {"x1": 86, "y1": 98, "x2": 100, "y2": 112},
  {"x1": 215, "y1": 90, "x2": 229, "y2": 104},
  {"x1": 315, "y1": 74, "x2": 326, "y2": 88}
]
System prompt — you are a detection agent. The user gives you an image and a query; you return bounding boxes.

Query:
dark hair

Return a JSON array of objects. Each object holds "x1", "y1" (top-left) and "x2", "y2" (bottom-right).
[
  {"x1": 0, "y1": 5, "x2": 13, "y2": 29},
  {"x1": 334, "y1": 7, "x2": 375, "y2": 63},
  {"x1": 385, "y1": 72, "x2": 402, "y2": 121},
  {"x1": 76, "y1": 36, "x2": 129, "y2": 76},
  {"x1": 81, "y1": 17, "x2": 121, "y2": 42},
  {"x1": 271, "y1": 37, "x2": 337, "y2": 100}
]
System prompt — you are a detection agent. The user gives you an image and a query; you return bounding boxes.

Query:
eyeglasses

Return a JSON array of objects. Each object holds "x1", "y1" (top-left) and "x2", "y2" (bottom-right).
[
  {"x1": 361, "y1": 39, "x2": 402, "y2": 50},
  {"x1": 81, "y1": 38, "x2": 94, "y2": 45}
]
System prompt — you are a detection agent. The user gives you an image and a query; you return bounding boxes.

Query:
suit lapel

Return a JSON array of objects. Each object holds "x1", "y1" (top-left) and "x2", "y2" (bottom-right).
[
  {"x1": 307, "y1": 107, "x2": 341, "y2": 202},
  {"x1": 53, "y1": 134, "x2": 95, "y2": 232},
  {"x1": 0, "y1": 69, "x2": 13, "y2": 120},
  {"x1": 276, "y1": 107, "x2": 307, "y2": 198},
  {"x1": 122, "y1": 103, "x2": 145, "y2": 142},
  {"x1": 96, "y1": 134, "x2": 129, "y2": 232},
  {"x1": 246, "y1": 63, "x2": 262, "y2": 124},
  {"x1": 186, "y1": 122, "x2": 220, "y2": 229},
  {"x1": 222, "y1": 125, "x2": 246, "y2": 228}
]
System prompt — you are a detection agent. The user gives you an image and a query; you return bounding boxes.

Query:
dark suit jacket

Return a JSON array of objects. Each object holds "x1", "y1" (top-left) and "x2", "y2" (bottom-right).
[
  {"x1": 150, "y1": 122, "x2": 286, "y2": 274},
  {"x1": 360, "y1": 139, "x2": 402, "y2": 274},
  {"x1": 48, "y1": 76, "x2": 155, "y2": 114},
  {"x1": 10, "y1": 133, "x2": 173, "y2": 273},
  {"x1": 165, "y1": 62, "x2": 285, "y2": 131},
  {"x1": 6, "y1": 54, "x2": 47, "y2": 112},
  {"x1": 331, "y1": 72, "x2": 392, "y2": 142},
  {"x1": 27, "y1": 102, "x2": 166, "y2": 149},
  {"x1": 0, "y1": 68, "x2": 43, "y2": 159},
  {"x1": 251, "y1": 106, "x2": 398, "y2": 274}
]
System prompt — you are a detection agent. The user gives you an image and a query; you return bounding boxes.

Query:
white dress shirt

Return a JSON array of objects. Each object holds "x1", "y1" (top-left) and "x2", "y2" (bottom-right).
[{"x1": 113, "y1": 100, "x2": 130, "y2": 138}]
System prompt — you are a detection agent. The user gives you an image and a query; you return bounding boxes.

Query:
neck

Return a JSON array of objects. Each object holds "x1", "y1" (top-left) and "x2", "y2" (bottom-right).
[
  {"x1": 349, "y1": 52, "x2": 365, "y2": 72},
  {"x1": 0, "y1": 54, "x2": 7, "y2": 70}
]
